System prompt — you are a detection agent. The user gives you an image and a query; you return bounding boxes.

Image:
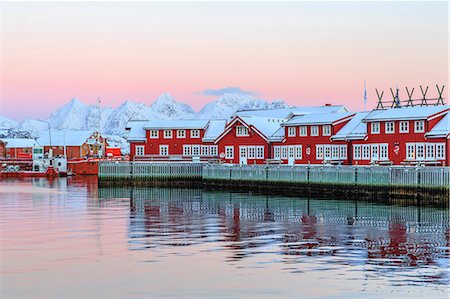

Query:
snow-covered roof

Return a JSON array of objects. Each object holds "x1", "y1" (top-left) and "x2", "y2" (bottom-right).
[
  {"x1": 283, "y1": 112, "x2": 353, "y2": 126},
  {"x1": 144, "y1": 119, "x2": 209, "y2": 130},
  {"x1": 426, "y1": 113, "x2": 450, "y2": 138},
  {"x1": 202, "y1": 120, "x2": 227, "y2": 142},
  {"x1": 363, "y1": 106, "x2": 449, "y2": 122},
  {"x1": 37, "y1": 130, "x2": 95, "y2": 146},
  {"x1": 240, "y1": 117, "x2": 285, "y2": 138},
  {"x1": 0, "y1": 138, "x2": 40, "y2": 148},
  {"x1": 125, "y1": 120, "x2": 147, "y2": 141},
  {"x1": 269, "y1": 126, "x2": 286, "y2": 142},
  {"x1": 331, "y1": 112, "x2": 371, "y2": 141},
  {"x1": 233, "y1": 105, "x2": 348, "y2": 119}
]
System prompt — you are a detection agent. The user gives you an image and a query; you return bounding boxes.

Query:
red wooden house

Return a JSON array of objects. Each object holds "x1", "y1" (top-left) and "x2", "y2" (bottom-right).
[
  {"x1": 0, "y1": 139, "x2": 6, "y2": 158},
  {"x1": 0, "y1": 138, "x2": 40, "y2": 159},
  {"x1": 353, "y1": 106, "x2": 449, "y2": 166},
  {"x1": 272, "y1": 113, "x2": 354, "y2": 165},
  {"x1": 127, "y1": 119, "x2": 226, "y2": 161},
  {"x1": 214, "y1": 116, "x2": 284, "y2": 164}
]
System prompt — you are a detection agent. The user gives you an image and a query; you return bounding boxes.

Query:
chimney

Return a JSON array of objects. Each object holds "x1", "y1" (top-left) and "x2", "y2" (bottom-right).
[{"x1": 325, "y1": 103, "x2": 331, "y2": 106}]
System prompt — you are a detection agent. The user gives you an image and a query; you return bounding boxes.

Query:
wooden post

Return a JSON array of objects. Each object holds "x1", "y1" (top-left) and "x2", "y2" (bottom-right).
[
  {"x1": 376, "y1": 89, "x2": 384, "y2": 109},
  {"x1": 436, "y1": 85, "x2": 445, "y2": 106},
  {"x1": 405, "y1": 87, "x2": 415, "y2": 107},
  {"x1": 420, "y1": 85, "x2": 429, "y2": 106}
]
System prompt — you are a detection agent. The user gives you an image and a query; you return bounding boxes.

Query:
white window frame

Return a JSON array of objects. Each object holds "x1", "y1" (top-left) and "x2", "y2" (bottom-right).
[
  {"x1": 192, "y1": 145, "x2": 200, "y2": 156},
  {"x1": 288, "y1": 127, "x2": 296, "y2": 137},
  {"x1": 225, "y1": 146, "x2": 234, "y2": 159},
  {"x1": 316, "y1": 145, "x2": 324, "y2": 160},
  {"x1": 414, "y1": 120, "x2": 425, "y2": 133},
  {"x1": 159, "y1": 145, "x2": 169, "y2": 156},
  {"x1": 210, "y1": 146, "x2": 218, "y2": 157},
  {"x1": 362, "y1": 145, "x2": 370, "y2": 160},
  {"x1": 406, "y1": 143, "x2": 415, "y2": 160},
  {"x1": 300, "y1": 126, "x2": 307, "y2": 137},
  {"x1": 331, "y1": 145, "x2": 339, "y2": 160},
  {"x1": 164, "y1": 130, "x2": 172, "y2": 139},
  {"x1": 371, "y1": 122, "x2": 380, "y2": 134},
  {"x1": 311, "y1": 126, "x2": 319, "y2": 136},
  {"x1": 201, "y1": 145, "x2": 209, "y2": 156},
  {"x1": 385, "y1": 122, "x2": 395, "y2": 134},
  {"x1": 135, "y1": 145, "x2": 145, "y2": 156},
  {"x1": 177, "y1": 130, "x2": 186, "y2": 138},
  {"x1": 274, "y1": 146, "x2": 281, "y2": 159},
  {"x1": 425, "y1": 143, "x2": 435, "y2": 160},
  {"x1": 353, "y1": 145, "x2": 362, "y2": 160},
  {"x1": 281, "y1": 146, "x2": 288, "y2": 159},
  {"x1": 324, "y1": 145, "x2": 331, "y2": 160},
  {"x1": 295, "y1": 145, "x2": 302, "y2": 160},
  {"x1": 399, "y1": 121, "x2": 409, "y2": 133},
  {"x1": 191, "y1": 130, "x2": 200, "y2": 138},
  {"x1": 339, "y1": 145, "x2": 347, "y2": 160},
  {"x1": 380, "y1": 144, "x2": 389, "y2": 160},
  {"x1": 322, "y1": 125, "x2": 331, "y2": 136},
  {"x1": 256, "y1": 146, "x2": 264, "y2": 159},
  {"x1": 236, "y1": 126, "x2": 249, "y2": 137},
  {"x1": 150, "y1": 130, "x2": 159, "y2": 139},
  {"x1": 416, "y1": 143, "x2": 425, "y2": 160},
  {"x1": 247, "y1": 146, "x2": 256, "y2": 159},
  {"x1": 183, "y1": 145, "x2": 191, "y2": 156},
  {"x1": 436, "y1": 143, "x2": 446, "y2": 160},
  {"x1": 371, "y1": 144, "x2": 379, "y2": 161}
]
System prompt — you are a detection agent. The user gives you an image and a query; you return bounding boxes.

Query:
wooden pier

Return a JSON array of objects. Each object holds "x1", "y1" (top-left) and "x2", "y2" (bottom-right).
[{"x1": 98, "y1": 162, "x2": 450, "y2": 205}]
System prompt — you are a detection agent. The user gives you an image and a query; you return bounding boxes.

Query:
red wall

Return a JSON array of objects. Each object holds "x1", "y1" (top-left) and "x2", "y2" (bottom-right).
[
  {"x1": 144, "y1": 129, "x2": 205, "y2": 156},
  {"x1": 5, "y1": 147, "x2": 32, "y2": 159},
  {"x1": 216, "y1": 120, "x2": 270, "y2": 164}
]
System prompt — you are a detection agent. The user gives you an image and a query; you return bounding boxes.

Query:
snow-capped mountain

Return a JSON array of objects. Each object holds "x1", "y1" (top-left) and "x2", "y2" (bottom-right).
[
  {"x1": 0, "y1": 93, "x2": 290, "y2": 144},
  {"x1": 197, "y1": 94, "x2": 290, "y2": 119}
]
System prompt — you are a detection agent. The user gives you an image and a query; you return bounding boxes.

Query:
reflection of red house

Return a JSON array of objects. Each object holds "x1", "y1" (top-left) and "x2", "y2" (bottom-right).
[{"x1": 0, "y1": 138, "x2": 40, "y2": 159}]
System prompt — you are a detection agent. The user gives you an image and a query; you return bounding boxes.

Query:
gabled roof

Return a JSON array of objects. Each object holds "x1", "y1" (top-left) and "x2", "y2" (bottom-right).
[
  {"x1": 233, "y1": 105, "x2": 348, "y2": 119},
  {"x1": 283, "y1": 112, "x2": 353, "y2": 126},
  {"x1": 37, "y1": 130, "x2": 95, "y2": 146},
  {"x1": 425, "y1": 113, "x2": 450, "y2": 138},
  {"x1": 0, "y1": 138, "x2": 40, "y2": 148},
  {"x1": 202, "y1": 120, "x2": 227, "y2": 142},
  {"x1": 363, "y1": 106, "x2": 449, "y2": 122},
  {"x1": 126, "y1": 120, "x2": 147, "y2": 142},
  {"x1": 331, "y1": 112, "x2": 371, "y2": 141},
  {"x1": 214, "y1": 116, "x2": 284, "y2": 143},
  {"x1": 144, "y1": 119, "x2": 209, "y2": 130}
]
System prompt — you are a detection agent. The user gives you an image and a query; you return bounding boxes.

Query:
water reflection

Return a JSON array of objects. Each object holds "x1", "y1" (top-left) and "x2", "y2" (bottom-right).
[{"x1": 99, "y1": 186, "x2": 450, "y2": 286}]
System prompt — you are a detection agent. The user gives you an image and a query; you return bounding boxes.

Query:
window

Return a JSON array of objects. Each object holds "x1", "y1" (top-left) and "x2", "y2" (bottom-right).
[
  {"x1": 436, "y1": 144, "x2": 446, "y2": 160},
  {"x1": 164, "y1": 130, "x2": 172, "y2": 139},
  {"x1": 323, "y1": 125, "x2": 331, "y2": 136},
  {"x1": 339, "y1": 145, "x2": 347, "y2": 160},
  {"x1": 415, "y1": 120, "x2": 425, "y2": 133},
  {"x1": 288, "y1": 146, "x2": 295, "y2": 158},
  {"x1": 201, "y1": 145, "x2": 209, "y2": 156},
  {"x1": 225, "y1": 146, "x2": 234, "y2": 159},
  {"x1": 300, "y1": 126, "x2": 307, "y2": 136},
  {"x1": 331, "y1": 145, "x2": 339, "y2": 160},
  {"x1": 353, "y1": 145, "x2": 362, "y2": 160},
  {"x1": 159, "y1": 145, "x2": 168, "y2": 156},
  {"x1": 371, "y1": 122, "x2": 380, "y2": 134},
  {"x1": 295, "y1": 145, "x2": 302, "y2": 160},
  {"x1": 256, "y1": 146, "x2": 264, "y2": 159},
  {"x1": 288, "y1": 127, "x2": 296, "y2": 137},
  {"x1": 150, "y1": 130, "x2": 159, "y2": 139},
  {"x1": 385, "y1": 122, "x2": 394, "y2": 134},
  {"x1": 281, "y1": 146, "x2": 288, "y2": 159},
  {"x1": 380, "y1": 144, "x2": 388, "y2": 160},
  {"x1": 371, "y1": 145, "x2": 379, "y2": 161},
  {"x1": 316, "y1": 145, "x2": 324, "y2": 160},
  {"x1": 177, "y1": 130, "x2": 186, "y2": 138},
  {"x1": 362, "y1": 145, "x2": 370, "y2": 160},
  {"x1": 426, "y1": 143, "x2": 435, "y2": 160},
  {"x1": 400, "y1": 121, "x2": 409, "y2": 133},
  {"x1": 247, "y1": 146, "x2": 256, "y2": 159},
  {"x1": 416, "y1": 143, "x2": 425, "y2": 160},
  {"x1": 191, "y1": 130, "x2": 200, "y2": 138},
  {"x1": 311, "y1": 126, "x2": 319, "y2": 136},
  {"x1": 210, "y1": 146, "x2": 218, "y2": 157},
  {"x1": 183, "y1": 145, "x2": 191, "y2": 156},
  {"x1": 274, "y1": 146, "x2": 281, "y2": 159},
  {"x1": 236, "y1": 126, "x2": 249, "y2": 136},
  {"x1": 135, "y1": 145, "x2": 145, "y2": 156},
  {"x1": 324, "y1": 145, "x2": 331, "y2": 160},
  {"x1": 406, "y1": 144, "x2": 415, "y2": 160},
  {"x1": 192, "y1": 145, "x2": 200, "y2": 156}
]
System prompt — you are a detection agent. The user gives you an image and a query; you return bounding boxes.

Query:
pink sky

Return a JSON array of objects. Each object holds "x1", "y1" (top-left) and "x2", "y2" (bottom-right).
[{"x1": 1, "y1": 1, "x2": 448, "y2": 120}]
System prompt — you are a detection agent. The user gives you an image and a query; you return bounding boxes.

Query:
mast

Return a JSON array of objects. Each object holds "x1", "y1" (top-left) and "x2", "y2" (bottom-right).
[{"x1": 363, "y1": 80, "x2": 367, "y2": 111}]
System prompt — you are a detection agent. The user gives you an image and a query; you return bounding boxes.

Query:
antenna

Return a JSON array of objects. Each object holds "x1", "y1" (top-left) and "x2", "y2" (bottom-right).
[{"x1": 363, "y1": 80, "x2": 367, "y2": 111}]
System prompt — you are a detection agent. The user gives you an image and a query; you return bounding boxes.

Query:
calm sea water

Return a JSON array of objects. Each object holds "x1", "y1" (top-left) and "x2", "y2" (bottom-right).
[{"x1": 0, "y1": 177, "x2": 449, "y2": 298}]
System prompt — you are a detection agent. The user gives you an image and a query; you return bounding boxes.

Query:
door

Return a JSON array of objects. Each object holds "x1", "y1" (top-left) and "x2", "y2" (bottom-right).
[
  {"x1": 288, "y1": 146, "x2": 295, "y2": 165},
  {"x1": 239, "y1": 146, "x2": 247, "y2": 165}
]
